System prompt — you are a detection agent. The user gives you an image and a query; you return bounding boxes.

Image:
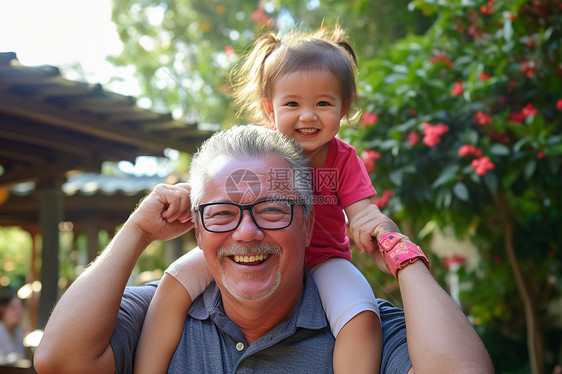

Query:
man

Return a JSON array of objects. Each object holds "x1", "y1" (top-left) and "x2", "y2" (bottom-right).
[{"x1": 34, "y1": 125, "x2": 493, "y2": 373}]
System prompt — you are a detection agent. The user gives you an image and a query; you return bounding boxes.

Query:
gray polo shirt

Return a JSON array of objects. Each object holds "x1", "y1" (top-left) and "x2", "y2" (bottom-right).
[
  {"x1": 111, "y1": 271, "x2": 411, "y2": 373},
  {"x1": 169, "y1": 272, "x2": 334, "y2": 373}
]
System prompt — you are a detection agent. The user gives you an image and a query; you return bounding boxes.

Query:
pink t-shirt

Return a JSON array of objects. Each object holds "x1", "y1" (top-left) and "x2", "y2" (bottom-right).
[{"x1": 306, "y1": 137, "x2": 376, "y2": 268}]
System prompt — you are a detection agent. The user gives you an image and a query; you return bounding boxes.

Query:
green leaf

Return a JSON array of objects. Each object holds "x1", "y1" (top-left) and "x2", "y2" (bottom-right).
[
  {"x1": 483, "y1": 172, "x2": 498, "y2": 193},
  {"x1": 389, "y1": 169, "x2": 404, "y2": 186},
  {"x1": 453, "y1": 182, "x2": 469, "y2": 201},
  {"x1": 432, "y1": 164, "x2": 460, "y2": 188},
  {"x1": 502, "y1": 12, "x2": 514, "y2": 42},
  {"x1": 513, "y1": 137, "x2": 531, "y2": 152},
  {"x1": 489, "y1": 144, "x2": 510, "y2": 156},
  {"x1": 524, "y1": 160, "x2": 537, "y2": 179}
]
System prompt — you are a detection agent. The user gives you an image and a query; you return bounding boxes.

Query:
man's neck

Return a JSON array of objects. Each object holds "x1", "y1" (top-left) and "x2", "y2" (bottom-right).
[{"x1": 221, "y1": 282, "x2": 304, "y2": 344}]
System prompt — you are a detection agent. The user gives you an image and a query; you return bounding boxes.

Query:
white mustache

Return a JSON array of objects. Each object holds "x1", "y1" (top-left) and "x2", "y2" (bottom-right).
[{"x1": 217, "y1": 243, "x2": 282, "y2": 262}]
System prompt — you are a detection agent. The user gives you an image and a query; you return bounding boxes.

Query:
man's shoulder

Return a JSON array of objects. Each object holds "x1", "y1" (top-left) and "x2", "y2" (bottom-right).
[{"x1": 121, "y1": 281, "x2": 159, "y2": 307}]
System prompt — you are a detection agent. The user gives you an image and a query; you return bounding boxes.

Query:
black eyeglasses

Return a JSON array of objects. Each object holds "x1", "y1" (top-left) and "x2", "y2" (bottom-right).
[{"x1": 194, "y1": 199, "x2": 301, "y2": 233}]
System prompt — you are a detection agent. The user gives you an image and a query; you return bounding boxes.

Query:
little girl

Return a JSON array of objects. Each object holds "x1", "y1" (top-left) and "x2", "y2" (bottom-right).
[{"x1": 135, "y1": 25, "x2": 387, "y2": 373}]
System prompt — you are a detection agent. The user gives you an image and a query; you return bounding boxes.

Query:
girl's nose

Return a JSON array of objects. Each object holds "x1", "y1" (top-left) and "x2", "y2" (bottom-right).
[{"x1": 299, "y1": 110, "x2": 318, "y2": 122}]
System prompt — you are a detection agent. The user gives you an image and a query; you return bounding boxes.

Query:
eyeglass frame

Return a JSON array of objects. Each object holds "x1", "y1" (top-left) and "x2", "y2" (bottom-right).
[{"x1": 194, "y1": 198, "x2": 303, "y2": 233}]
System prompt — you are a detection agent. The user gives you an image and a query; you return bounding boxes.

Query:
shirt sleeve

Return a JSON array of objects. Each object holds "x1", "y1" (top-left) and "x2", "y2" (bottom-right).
[
  {"x1": 110, "y1": 282, "x2": 158, "y2": 374},
  {"x1": 334, "y1": 139, "x2": 376, "y2": 208},
  {"x1": 377, "y1": 299, "x2": 412, "y2": 373}
]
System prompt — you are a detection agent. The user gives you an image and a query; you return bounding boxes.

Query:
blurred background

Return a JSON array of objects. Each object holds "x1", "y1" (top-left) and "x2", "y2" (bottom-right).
[{"x1": 0, "y1": 1, "x2": 560, "y2": 373}]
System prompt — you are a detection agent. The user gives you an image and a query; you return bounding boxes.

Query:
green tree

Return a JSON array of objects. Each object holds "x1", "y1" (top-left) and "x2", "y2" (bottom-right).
[
  {"x1": 110, "y1": 0, "x2": 432, "y2": 126},
  {"x1": 341, "y1": 1, "x2": 561, "y2": 373},
  {"x1": 108, "y1": 0, "x2": 562, "y2": 372}
]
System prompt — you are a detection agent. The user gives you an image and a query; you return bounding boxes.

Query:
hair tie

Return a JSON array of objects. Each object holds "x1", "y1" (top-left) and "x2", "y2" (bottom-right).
[{"x1": 337, "y1": 41, "x2": 358, "y2": 66}]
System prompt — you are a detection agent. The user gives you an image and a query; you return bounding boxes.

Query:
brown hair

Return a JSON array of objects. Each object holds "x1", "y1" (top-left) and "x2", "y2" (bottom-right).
[{"x1": 230, "y1": 24, "x2": 359, "y2": 126}]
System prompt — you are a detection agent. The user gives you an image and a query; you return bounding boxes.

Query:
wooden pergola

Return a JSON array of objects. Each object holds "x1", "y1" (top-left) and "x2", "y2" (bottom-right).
[{"x1": 0, "y1": 52, "x2": 214, "y2": 328}]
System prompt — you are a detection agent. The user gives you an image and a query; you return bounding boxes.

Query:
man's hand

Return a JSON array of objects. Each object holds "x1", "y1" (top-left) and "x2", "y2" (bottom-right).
[{"x1": 128, "y1": 183, "x2": 194, "y2": 243}]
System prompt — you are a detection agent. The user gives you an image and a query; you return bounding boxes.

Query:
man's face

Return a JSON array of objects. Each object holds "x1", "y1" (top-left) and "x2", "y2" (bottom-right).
[{"x1": 195, "y1": 155, "x2": 314, "y2": 304}]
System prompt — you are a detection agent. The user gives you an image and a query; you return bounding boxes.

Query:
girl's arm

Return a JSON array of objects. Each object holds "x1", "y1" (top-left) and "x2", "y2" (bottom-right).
[
  {"x1": 134, "y1": 248, "x2": 212, "y2": 374},
  {"x1": 134, "y1": 274, "x2": 191, "y2": 374}
]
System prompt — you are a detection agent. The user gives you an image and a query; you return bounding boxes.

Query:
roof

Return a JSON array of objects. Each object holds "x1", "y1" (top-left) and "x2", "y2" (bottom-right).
[
  {"x1": 11, "y1": 172, "x2": 168, "y2": 197},
  {"x1": 1, "y1": 173, "x2": 170, "y2": 229},
  {"x1": 0, "y1": 51, "x2": 215, "y2": 187}
]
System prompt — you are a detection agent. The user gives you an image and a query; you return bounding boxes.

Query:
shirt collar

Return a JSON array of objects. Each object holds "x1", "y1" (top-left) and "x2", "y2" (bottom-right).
[{"x1": 188, "y1": 270, "x2": 328, "y2": 332}]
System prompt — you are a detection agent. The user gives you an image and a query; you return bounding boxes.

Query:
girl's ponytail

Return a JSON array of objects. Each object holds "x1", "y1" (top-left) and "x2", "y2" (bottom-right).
[{"x1": 230, "y1": 32, "x2": 281, "y2": 125}]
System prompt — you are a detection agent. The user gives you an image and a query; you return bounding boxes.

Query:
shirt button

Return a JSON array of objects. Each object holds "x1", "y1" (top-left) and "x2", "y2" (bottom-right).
[{"x1": 236, "y1": 342, "x2": 245, "y2": 351}]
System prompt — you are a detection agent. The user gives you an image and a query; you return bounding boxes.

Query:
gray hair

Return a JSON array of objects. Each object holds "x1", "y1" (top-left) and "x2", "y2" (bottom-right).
[{"x1": 189, "y1": 125, "x2": 312, "y2": 216}]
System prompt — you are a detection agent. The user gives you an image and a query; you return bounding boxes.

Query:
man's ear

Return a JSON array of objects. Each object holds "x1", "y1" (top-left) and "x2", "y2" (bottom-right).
[
  {"x1": 193, "y1": 220, "x2": 202, "y2": 242},
  {"x1": 304, "y1": 207, "x2": 315, "y2": 248},
  {"x1": 262, "y1": 98, "x2": 275, "y2": 122}
]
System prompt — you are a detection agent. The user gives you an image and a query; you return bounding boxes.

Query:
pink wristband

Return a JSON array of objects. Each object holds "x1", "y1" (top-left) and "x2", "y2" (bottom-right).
[{"x1": 378, "y1": 232, "x2": 429, "y2": 279}]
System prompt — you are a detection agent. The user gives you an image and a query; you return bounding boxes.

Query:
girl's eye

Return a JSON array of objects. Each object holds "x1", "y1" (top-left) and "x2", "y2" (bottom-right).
[
  {"x1": 285, "y1": 101, "x2": 298, "y2": 107},
  {"x1": 317, "y1": 101, "x2": 331, "y2": 107}
]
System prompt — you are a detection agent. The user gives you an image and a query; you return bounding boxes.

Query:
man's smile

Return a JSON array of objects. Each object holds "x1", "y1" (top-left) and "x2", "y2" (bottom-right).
[{"x1": 233, "y1": 254, "x2": 270, "y2": 264}]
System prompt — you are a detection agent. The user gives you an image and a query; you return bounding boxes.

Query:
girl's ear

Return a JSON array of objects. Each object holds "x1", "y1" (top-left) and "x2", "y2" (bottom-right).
[
  {"x1": 262, "y1": 98, "x2": 275, "y2": 121},
  {"x1": 340, "y1": 100, "x2": 351, "y2": 119}
]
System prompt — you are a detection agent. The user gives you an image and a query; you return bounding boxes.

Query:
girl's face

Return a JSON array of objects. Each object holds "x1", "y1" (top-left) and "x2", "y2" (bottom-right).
[{"x1": 262, "y1": 69, "x2": 347, "y2": 161}]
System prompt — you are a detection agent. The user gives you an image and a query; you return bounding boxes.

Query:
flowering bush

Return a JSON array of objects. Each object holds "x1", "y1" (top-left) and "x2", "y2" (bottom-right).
[{"x1": 341, "y1": 1, "x2": 562, "y2": 372}]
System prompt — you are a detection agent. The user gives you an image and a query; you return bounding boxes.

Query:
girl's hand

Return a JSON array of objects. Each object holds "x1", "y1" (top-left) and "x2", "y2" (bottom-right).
[{"x1": 347, "y1": 203, "x2": 400, "y2": 254}]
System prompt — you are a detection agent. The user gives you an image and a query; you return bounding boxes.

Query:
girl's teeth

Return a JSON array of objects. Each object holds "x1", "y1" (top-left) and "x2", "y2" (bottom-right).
[{"x1": 299, "y1": 129, "x2": 317, "y2": 134}]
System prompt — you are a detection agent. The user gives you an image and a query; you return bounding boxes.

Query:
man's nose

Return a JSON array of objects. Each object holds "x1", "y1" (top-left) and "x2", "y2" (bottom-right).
[{"x1": 231, "y1": 211, "x2": 265, "y2": 241}]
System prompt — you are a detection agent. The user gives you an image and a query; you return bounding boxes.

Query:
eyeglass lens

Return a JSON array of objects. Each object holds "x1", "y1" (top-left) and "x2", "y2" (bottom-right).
[{"x1": 201, "y1": 200, "x2": 293, "y2": 232}]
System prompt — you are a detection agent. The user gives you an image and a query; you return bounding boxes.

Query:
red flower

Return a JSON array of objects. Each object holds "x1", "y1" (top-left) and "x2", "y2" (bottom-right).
[
  {"x1": 406, "y1": 132, "x2": 420, "y2": 146},
  {"x1": 251, "y1": 7, "x2": 271, "y2": 25},
  {"x1": 509, "y1": 112, "x2": 526, "y2": 124},
  {"x1": 360, "y1": 111, "x2": 378, "y2": 127},
  {"x1": 468, "y1": 24, "x2": 482, "y2": 39},
  {"x1": 430, "y1": 54, "x2": 454, "y2": 68},
  {"x1": 361, "y1": 150, "x2": 381, "y2": 173},
  {"x1": 444, "y1": 254, "x2": 466, "y2": 269},
  {"x1": 451, "y1": 82, "x2": 464, "y2": 96},
  {"x1": 224, "y1": 45, "x2": 236, "y2": 59},
  {"x1": 458, "y1": 145, "x2": 482, "y2": 158},
  {"x1": 422, "y1": 122, "x2": 449, "y2": 147},
  {"x1": 508, "y1": 12, "x2": 516, "y2": 20},
  {"x1": 471, "y1": 156, "x2": 495, "y2": 176},
  {"x1": 521, "y1": 61, "x2": 534, "y2": 78},
  {"x1": 479, "y1": 72, "x2": 491, "y2": 80},
  {"x1": 537, "y1": 151, "x2": 546, "y2": 159},
  {"x1": 372, "y1": 190, "x2": 394, "y2": 209},
  {"x1": 475, "y1": 111, "x2": 493, "y2": 125},
  {"x1": 557, "y1": 99, "x2": 562, "y2": 111},
  {"x1": 521, "y1": 103, "x2": 538, "y2": 117},
  {"x1": 481, "y1": 5, "x2": 493, "y2": 15},
  {"x1": 489, "y1": 131, "x2": 511, "y2": 145}
]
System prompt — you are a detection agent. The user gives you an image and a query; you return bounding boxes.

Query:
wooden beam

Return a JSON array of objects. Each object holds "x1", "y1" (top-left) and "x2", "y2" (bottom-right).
[{"x1": 0, "y1": 93, "x2": 200, "y2": 152}]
